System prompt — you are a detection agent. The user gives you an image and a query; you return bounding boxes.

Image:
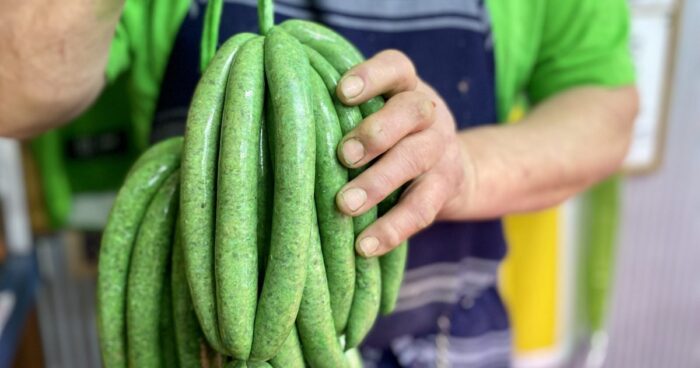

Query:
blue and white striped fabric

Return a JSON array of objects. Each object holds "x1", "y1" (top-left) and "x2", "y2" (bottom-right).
[{"x1": 152, "y1": 1, "x2": 510, "y2": 367}]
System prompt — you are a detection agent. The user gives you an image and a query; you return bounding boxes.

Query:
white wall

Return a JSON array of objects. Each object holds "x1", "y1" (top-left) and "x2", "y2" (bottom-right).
[{"x1": 604, "y1": 1, "x2": 700, "y2": 367}]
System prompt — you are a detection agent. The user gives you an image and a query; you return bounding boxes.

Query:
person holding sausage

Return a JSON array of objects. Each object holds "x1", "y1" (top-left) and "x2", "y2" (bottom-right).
[{"x1": 0, "y1": 0, "x2": 637, "y2": 366}]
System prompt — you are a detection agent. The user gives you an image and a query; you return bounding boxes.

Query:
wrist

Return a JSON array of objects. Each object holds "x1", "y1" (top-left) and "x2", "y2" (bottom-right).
[{"x1": 438, "y1": 130, "x2": 481, "y2": 220}]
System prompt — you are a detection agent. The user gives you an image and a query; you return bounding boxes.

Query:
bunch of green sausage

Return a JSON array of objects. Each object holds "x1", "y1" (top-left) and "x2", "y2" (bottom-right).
[{"x1": 96, "y1": 2, "x2": 408, "y2": 367}]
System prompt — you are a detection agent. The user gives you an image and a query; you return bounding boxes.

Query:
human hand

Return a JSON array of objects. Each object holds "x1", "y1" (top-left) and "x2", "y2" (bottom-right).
[{"x1": 335, "y1": 50, "x2": 472, "y2": 258}]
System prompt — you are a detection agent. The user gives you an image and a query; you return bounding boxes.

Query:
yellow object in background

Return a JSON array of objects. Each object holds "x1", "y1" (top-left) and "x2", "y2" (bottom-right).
[{"x1": 501, "y1": 209, "x2": 559, "y2": 353}]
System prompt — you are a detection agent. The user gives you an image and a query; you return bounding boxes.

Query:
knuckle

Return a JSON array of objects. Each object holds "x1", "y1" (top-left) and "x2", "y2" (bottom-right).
[
  {"x1": 382, "y1": 220, "x2": 404, "y2": 248},
  {"x1": 381, "y1": 49, "x2": 409, "y2": 64},
  {"x1": 360, "y1": 118, "x2": 391, "y2": 151},
  {"x1": 395, "y1": 142, "x2": 427, "y2": 174},
  {"x1": 411, "y1": 202, "x2": 438, "y2": 231},
  {"x1": 397, "y1": 91, "x2": 435, "y2": 126},
  {"x1": 382, "y1": 49, "x2": 417, "y2": 90},
  {"x1": 415, "y1": 98, "x2": 436, "y2": 124},
  {"x1": 412, "y1": 132, "x2": 442, "y2": 171},
  {"x1": 372, "y1": 169, "x2": 398, "y2": 197}
]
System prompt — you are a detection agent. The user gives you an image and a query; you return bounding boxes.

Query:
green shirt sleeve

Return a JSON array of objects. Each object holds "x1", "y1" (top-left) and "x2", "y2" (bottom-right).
[
  {"x1": 488, "y1": 0, "x2": 636, "y2": 120},
  {"x1": 527, "y1": 0, "x2": 636, "y2": 103},
  {"x1": 106, "y1": 22, "x2": 131, "y2": 83},
  {"x1": 102, "y1": 0, "x2": 191, "y2": 148}
]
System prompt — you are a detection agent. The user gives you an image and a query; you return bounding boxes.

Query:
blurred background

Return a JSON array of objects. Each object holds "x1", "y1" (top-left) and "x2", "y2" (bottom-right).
[{"x1": 0, "y1": 0, "x2": 697, "y2": 367}]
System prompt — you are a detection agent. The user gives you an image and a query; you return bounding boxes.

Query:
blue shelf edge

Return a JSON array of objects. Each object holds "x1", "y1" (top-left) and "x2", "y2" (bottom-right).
[{"x1": 0, "y1": 251, "x2": 40, "y2": 367}]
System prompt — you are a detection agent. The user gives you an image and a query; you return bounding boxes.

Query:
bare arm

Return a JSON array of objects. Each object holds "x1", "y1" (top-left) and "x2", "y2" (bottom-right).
[
  {"x1": 331, "y1": 50, "x2": 638, "y2": 256},
  {"x1": 442, "y1": 85, "x2": 639, "y2": 220},
  {"x1": 0, "y1": 0, "x2": 124, "y2": 138}
]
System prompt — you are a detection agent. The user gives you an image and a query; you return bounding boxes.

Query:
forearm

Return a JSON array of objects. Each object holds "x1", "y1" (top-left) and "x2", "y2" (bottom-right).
[
  {"x1": 0, "y1": 0, "x2": 124, "y2": 138},
  {"x1": 441, "y1": 85, "x2": 639, "y2": 220}
]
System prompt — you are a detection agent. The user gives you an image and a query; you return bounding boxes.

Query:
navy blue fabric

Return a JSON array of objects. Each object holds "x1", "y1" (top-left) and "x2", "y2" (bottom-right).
[{"x1": 152, "y1": 1, "x2": 509, "y2": 366}]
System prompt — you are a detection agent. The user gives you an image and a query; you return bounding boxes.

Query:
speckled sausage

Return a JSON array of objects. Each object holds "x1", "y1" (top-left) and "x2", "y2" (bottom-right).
[
  {"x1": 269, "y1": 326, "x2": 305, "y2": 368},
  {"x1": 308, "y1": 68, "x2": 356, "y2": 334},
  {"x1": 379, "y1": 241, "x2": 407, "y2": 315},
  {"x1": 227, "y1": 361, "x2": 246, "y2": 368},
  {"x1": 297, "y1": 209, "x2": 348, "y2": 368},
  {"x1": 291, "y1": 18, "x2": 407, "y2": 342},
  {"x1": 215, "y1": 35, "x2": 265, "y2": 359},
  {"x1": 250, "y1": 27, "x2": 315, "y2": 361},
  {"x1": 257, "y1": 108, "x2": 273, "y2": 275},
  {"x1": 344, "y1": 213, "x2": 381, "y2": 350},
  {"x1": 345, "y1": 348, "x2": 364, "y2": 368},
  {"x1": 160, "y1": 272, "x2": 178, "y2": 368},
  {"x1": 304, "y1": 45, "x2": 364, "y2": 173},
  {"x1": 249, "y1": 362, "x2": 274, "y2": 368},
  {"x1": 280, "y1": 19, "x2": 362, "y2": 74},
  {"x1": 97, "y1": 136, "x2": 182, "y2": 368},
  {"x1": 377, "y1": 190, "x2": 408, "y2": 317},
  {"x1": 172, "y1": 223, "x2": 206, "y2": 368},
  {"x1": 301, "y1": 45, "x2": 375, "y2": 181},
  {"x1": 287, "y1": 22, "x2": 383, "y2": 348},
  {"x1": 126, "y1": 170, "x2": 180, "y2": 367},
  {"x1": 366, "y1": 116, "x2": 407, "y2": 316},
  {"x1": 281, "y1": 20, "x2": 385, "y2": 118},
  {"x1": 180, "y1": 32, "x2": 255, "y2": 353}
]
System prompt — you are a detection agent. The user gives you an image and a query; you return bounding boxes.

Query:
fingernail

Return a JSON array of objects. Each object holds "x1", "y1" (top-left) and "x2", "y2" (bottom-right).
[
  {"x1": 340, "y1": 75, "x2": 364, "y2": 100},
  {"x1": 359, "y1": 237, "x2": 379, "y2": 256},
  {"x1": 341, "y1": 187, "x2": 367, "y2": 212},
  {"x1": 342, "y1": 138, "x2": 365, "y2": 165}
]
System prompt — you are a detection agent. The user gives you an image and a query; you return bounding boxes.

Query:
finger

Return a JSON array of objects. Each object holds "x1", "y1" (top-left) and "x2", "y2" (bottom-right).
[
  {"x1": 355, "y1": 174, "x2": 448, "y2": 257},
  {"x1": 337, "y1": 91, "x2": 436, "y2": 168},
  {"x1": 336, "y1": 128, "x2": 443, "y2": 216},
  {"x1": 336, "y1": 49, "x2": 418, "y2": 105}
]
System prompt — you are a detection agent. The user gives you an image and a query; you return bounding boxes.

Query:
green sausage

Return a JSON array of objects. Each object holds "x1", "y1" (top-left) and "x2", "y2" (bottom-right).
[
  {"x1": 97, "y1": 136, "x2": 182, "y2": 368},
  {"x1": 344, "y1": 213, "x2": 381, "y2": 350},
  {"x1": 199, "y1": 0, "x2": 223, "y2": 72},
  {"x1": 345, "y1": 348, "x2": 363, "y2": 368},
  {"x1": 280, "y1": 19, "x2": 362, "y2": 74},
  {"x1": 123, "y1": 137, "x2": 183, "y2": 178},
  {"x1": 249, "y1": 362, "x2": 273, "y2": 368},
  {"x1": 126, "y1": 170, "x2": 180, "y2": 367},
  {"x1": 215, "y1": 35, "x2": 264, "y2": 359},
  {"x1": 297, "y1": 210, "x2": 348, "y2": 368},
  {"x1": 356, "y1": 75, "x2": 407, "y2": 317},
  {"x1": 358, "y1": 97, "x2": 384, "y2": 119},
  {"x1": 304, "y1": 46, "x2": 364, "y2": 171},
  {"x1": 172, "y1": 223, "x2": 206, "y2": 368},
  {"x1": 346, "y1": 168, "x2": 381, "y2": 348},
  {"x1": 353, "y1": 69, "x2": 407, "y2": 318},
  {"x1": 377, "y1": 190, "x2": 399, "y2": 217},
  {"x1": 227, "y1": 361, "x2": 246, "y2": 368},
  {"x1": 257, "y1": 0, "x2": 274, "y2": 35},
  {"x1": 290, "y1": 15, "x2": 407, "y2": 338},
  {"x1": 304, "y1": 45, "x2": 363, "y2": 136},
  {"x1": 379, "y1": 241, "x2": 407, "y2": 315},
  {"x1": 309, "y1": 69, "x2": 356, "y2": 334},
  {"x1": 257, "y1": 110, "x2": 274, "y2": 275},
  {"x1": 259, "y1": 90, "x2": 274, "y2": 276},
  {"x1": 181, "y1": 32, "x2": 255, "y2": 353},
  {"x1": 377, "y1": 189, "x2": 408, "y2": 316},
  {"x1": 282, "y1": 20, "x2": 384, "y2": 118},
  {"x1": 269, "y1": 326, "x2": 305, "y2": 368},
  {"x1": 160, "y1": 266, "x2": 179, "y2": 368},
  {"x1": 250, "y1": 27, "x2": 316, "y2": 361},
  {"x1": 306, "y1": 40, "x2": 383, "y2": 349}
]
